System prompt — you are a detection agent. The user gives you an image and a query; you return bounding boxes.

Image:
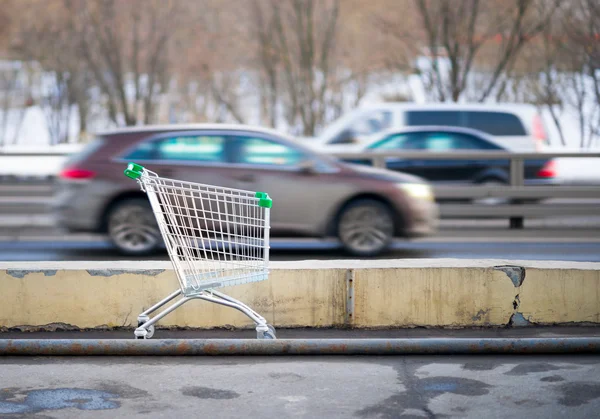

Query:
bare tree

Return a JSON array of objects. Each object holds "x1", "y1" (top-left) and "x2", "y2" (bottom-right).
[
  {"x1": 266, "y1": 0, "x2": 341, "y2": 136},
  {"x1": 72, "y1": 0, "x2": 182, "y2": 126},
  {"x1": 251, "y1": 0, "x2": 280, "y2": 128},
  {"x1": 378, "y1": 0, "x2": 559, "y2": 102},
  {"x1": 9, "y1": 0, "x2": 94, "y2": 143},
  {"x1": 0, "y1": 63, "x2": 21, "y2": 147},
  {"x1": 0, "y1": 0, "x2": 21, "y2": 147},
  {"x1": 512, "y1": 16, "x2": 569, "y2": 146},
  {"x1": 563, "y1": 0, "x2": 600, "y2": 148},
  {"x1": 173, "y1": 0, "x2": 254, "y2": 125}
]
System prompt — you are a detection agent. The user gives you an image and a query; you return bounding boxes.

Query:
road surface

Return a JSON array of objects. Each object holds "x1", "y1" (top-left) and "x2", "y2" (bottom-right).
[
  {"x1": 2, "y1": 216, "x2": 600, "y2": 261},
  {"x1": 0, "y1": 236, "x2": 599, "y2": 261},
  {"x1": 1, "y1": 353, "x2": 599, "y2": 418}
]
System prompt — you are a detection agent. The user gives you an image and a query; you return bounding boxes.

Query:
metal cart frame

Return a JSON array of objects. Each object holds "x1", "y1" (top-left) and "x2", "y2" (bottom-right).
[{"x1": 124, "y1": 162, "x2": 276, "y2": 339}]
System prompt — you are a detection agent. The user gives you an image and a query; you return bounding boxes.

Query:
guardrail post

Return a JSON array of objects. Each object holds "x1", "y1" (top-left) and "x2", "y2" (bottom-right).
[
  {"x1": 509, "y1": 158, "x2": 525, "y2": 187},
  {"x1": 373, "y1": 156, "x2": 386, "y2": 169},
  {"x1": 509, "y1": 158, "x2": 525, "y2": 229}
]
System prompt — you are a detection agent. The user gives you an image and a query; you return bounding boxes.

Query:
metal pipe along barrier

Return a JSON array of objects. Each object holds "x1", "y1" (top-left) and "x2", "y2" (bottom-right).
[{"x1": 1, "y1": 338, "x2": 600, "y2": 356}]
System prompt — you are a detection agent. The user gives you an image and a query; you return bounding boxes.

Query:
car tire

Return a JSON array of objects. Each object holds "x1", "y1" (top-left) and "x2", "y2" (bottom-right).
[
  {"x1": 107, "y1": 198, "x2": 162, "y2": 256},
  {"x1": 473, "y1": 179, "x2": 509, "y2": 205},
  {"x1": 336, "y1": 199, "x2": 395, "y2": 257},
  {"x1": 474, "y1": 178, "x2": 542, "y2": 205}
]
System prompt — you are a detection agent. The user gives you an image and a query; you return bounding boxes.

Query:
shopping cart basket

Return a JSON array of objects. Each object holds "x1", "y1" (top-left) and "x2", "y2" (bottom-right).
[{"x1": 124, "y1": 162, "x2": 276, "y2": 339}]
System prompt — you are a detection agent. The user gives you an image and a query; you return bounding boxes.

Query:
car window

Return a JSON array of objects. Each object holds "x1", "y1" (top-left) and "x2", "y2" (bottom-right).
[
  {"x1": 124, "y1": 140, "x2": 156, "y2": 160},
  {"x1": 405, "y1": 111, "x2": 462, "y2": 126},
  {"x1": 349, "y1": 110, "x2": 393, "y2": 136},
  {"x1": 123, "y1": 135, "x2": 226, "y2": 162},
  {"x1": 158, "y1": 136, "x2": 225, "y2": 161},
  {"x1": 369, "y1": 133, "x2": 422, "y2": 150},
  {"x1": 464, "y1": 111, "x2": 526, "y2": 136},
  {"x1": 234, "y1": 136, "x2": 306, "y2": 166},
  {"x1": 422, "y1": 132, "x2": 499, "y2": 150}
]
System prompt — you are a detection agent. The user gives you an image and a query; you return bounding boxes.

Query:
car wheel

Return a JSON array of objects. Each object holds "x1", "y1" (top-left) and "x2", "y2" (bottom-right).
[
  {"x1": 337, "y1": 199, "x2": 395, "y2": 257},
  {"x1": 473, "y1": 179, "x2": 509, "y2": 205},
  {"x1": 107, "y1": 198, "x2": 161, "y2": 256}
]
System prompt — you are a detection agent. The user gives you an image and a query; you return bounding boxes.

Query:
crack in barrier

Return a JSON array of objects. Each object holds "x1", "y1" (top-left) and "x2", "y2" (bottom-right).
[
  {"x1": 494, "y1": 266, "x2": 525, "y2": 288},
  {"x1": 494, "y1": 266, "x2": 532, "y2": 327}
]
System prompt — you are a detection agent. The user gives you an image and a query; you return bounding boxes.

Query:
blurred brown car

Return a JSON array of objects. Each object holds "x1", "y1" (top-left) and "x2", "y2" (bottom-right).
[{"x1": 53, "y1": 124, "x2": 438, "y2": 257}]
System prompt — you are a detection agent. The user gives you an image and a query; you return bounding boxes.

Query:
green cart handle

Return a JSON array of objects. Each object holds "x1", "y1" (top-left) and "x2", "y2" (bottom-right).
[
  {"x1": 124, "y1": 162, "x2": 145, "y2": 180},
  {"x1": 255, "y1": 191, "x2": 273, "y2": 208}
]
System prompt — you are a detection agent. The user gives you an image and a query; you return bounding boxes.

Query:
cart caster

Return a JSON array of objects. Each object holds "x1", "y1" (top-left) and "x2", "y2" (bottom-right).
[
  {"x1": 137, "y1": 315, "x2": 150, "y2": 327},
  {"x1": 145, "y1": 325, "x2": 155, "y2": 338},
  {"x1": 257, "y1": 324, "x2": 276, "y2": 340},
  {"x1": 134, "y1": 325, "x2": 154, "y2": 339}
]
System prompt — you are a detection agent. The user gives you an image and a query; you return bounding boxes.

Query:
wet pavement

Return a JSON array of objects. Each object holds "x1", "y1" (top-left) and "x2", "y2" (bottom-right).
[{"x1": 1, "y1": 354, "x2": 599, "y2": 418}]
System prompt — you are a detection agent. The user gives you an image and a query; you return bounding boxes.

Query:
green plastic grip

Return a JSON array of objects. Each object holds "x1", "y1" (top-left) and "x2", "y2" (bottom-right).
[
  {"x1": 124, "y1": 162, "x2": 145, "y2": 180},
  {"x1": 255, "y1": 191, "x2": 273, "y2": 208}
]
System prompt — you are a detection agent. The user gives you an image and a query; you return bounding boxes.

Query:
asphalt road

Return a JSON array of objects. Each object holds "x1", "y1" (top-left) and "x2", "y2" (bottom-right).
[
  {"x1": 1, "y1": 354, "x2": 599, "y2": 418},
  {"x1": 0, "y1": 237, "x2": 599, "y2": 262}
]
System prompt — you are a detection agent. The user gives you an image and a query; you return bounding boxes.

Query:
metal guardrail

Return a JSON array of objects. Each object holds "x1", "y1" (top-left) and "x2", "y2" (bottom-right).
[
  {"x1": 331, "y1": 150, "x2": 600, "y2": 228},
  {"x1": 1, "y1": 150, "x2": 600, "y2": 228},
  {"x1": 331, "y1": 150, "x2": 600, "y2": 186}
]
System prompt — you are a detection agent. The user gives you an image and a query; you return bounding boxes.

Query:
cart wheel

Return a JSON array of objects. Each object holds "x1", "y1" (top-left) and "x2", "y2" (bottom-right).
[
  {"x1": 262, "y1": 331, "x2": 276, "y2": 340},
  {"x1": 145, "y1": 325, "x2": 155, "y2": 339},
  {"x1": 134, "y1": 325, "x2": 154, "y2": 339},
  {"x1": 258, "y1": 325, "x2": 276, "y2": 340}
]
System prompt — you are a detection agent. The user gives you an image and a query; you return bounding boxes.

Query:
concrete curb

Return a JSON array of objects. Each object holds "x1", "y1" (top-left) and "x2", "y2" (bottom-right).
[
  {"x1": 2, "y1": 260, "x2": 600, "y2": 330},
  {"x1": 2, "y1": 338, "x2": 600, "y2": 356}
]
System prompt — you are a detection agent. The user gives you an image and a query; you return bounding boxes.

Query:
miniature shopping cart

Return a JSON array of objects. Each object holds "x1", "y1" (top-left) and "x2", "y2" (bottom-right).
[{"x1": 124, "y1": 162, "x2": 276, "y2": 340}]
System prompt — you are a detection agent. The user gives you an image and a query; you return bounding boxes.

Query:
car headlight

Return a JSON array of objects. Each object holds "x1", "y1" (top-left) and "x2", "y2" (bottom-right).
[{"x1": 398, "y1": 183, "x2": 434, "y2": 201}]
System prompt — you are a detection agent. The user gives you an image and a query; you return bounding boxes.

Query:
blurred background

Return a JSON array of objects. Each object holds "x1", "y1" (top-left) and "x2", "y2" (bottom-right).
[{"x1": 0, "y1": 0, "x2": 599, "y2": 261}]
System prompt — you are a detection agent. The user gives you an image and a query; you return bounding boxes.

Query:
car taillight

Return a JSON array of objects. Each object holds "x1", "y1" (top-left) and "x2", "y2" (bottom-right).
[
  {"x1": 532, "y1": 114, "x2": 548, "y2": 150},
  {"x1": 59, "y1": 168, "x2": 96, "y2": 180},
  {"x1": 537, "y1": 160, "x2": 557, "y2": 178}
]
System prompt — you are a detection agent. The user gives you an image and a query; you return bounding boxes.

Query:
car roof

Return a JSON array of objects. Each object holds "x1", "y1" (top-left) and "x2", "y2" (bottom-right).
[
  {"x1": 96, "y1": 123, "x2": 330, "y2": 157},
  {"x1": 359, "y1": 101, "x2": 538, "y2": 115},
  {"x1": 97, "y1": 123, "x2": 300, "y2": 142}
]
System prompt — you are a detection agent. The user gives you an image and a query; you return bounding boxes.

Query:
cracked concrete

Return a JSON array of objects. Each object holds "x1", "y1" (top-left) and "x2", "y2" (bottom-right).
[
  {"x1": 494, "y1": 265, "x2": 535, "y2": 327},
  {"x1": 2, "y1": 260, "x2": 599, "y2": 329},
  {"x1": 494, "y1": 265, "x2": 526, "y2": 288}
]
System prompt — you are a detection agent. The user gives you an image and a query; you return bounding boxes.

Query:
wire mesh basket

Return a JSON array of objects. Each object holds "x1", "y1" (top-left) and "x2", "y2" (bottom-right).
[{"x1": 124, "y1": 162, "x2": 275, "y2": 340}]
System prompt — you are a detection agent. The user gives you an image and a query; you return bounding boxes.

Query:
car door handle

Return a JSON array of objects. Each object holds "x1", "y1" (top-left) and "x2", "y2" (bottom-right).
[{"x1": 234, "y1": 174, "x2": 255, "y2": 183}]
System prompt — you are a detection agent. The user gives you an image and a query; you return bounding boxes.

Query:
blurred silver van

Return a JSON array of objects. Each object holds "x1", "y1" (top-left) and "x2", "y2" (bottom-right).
[{"x1": 309, "y1": 103, "x2": 550, "y2": 153}]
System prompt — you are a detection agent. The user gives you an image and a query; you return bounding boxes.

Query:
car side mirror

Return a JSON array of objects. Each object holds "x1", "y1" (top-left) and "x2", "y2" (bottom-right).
[{"x1": 332, "y1": 129, "x2": 359, "y2": 145}]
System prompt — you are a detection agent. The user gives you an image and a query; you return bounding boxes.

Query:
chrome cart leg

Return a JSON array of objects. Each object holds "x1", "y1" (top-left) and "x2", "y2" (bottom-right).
[
  {"x1": 137, "y1": 289, "x2": 182, "y2": 324},
  {"x1": 133, "y1": 292, "x2": 195, "y2": 339},
  {"x1": 134, "y1": 289, "x2": 276, "y2": 340},
  {"x1": 198, "y1": 290, "x2": 276, "y2": 340},
  {"x1": 135, "y1": 289, "x2": 182, "y2": 340}
]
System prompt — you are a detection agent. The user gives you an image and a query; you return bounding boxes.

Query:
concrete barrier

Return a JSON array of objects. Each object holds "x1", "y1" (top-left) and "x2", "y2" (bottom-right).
[{"x1": 1, "y1": 260, "x2": 599, "y2": 330}]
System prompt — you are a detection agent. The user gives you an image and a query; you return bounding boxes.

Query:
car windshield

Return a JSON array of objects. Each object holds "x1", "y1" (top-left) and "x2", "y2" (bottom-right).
[{"x1": 317, "y1": 108, "x2": 389, "y2": 142}]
